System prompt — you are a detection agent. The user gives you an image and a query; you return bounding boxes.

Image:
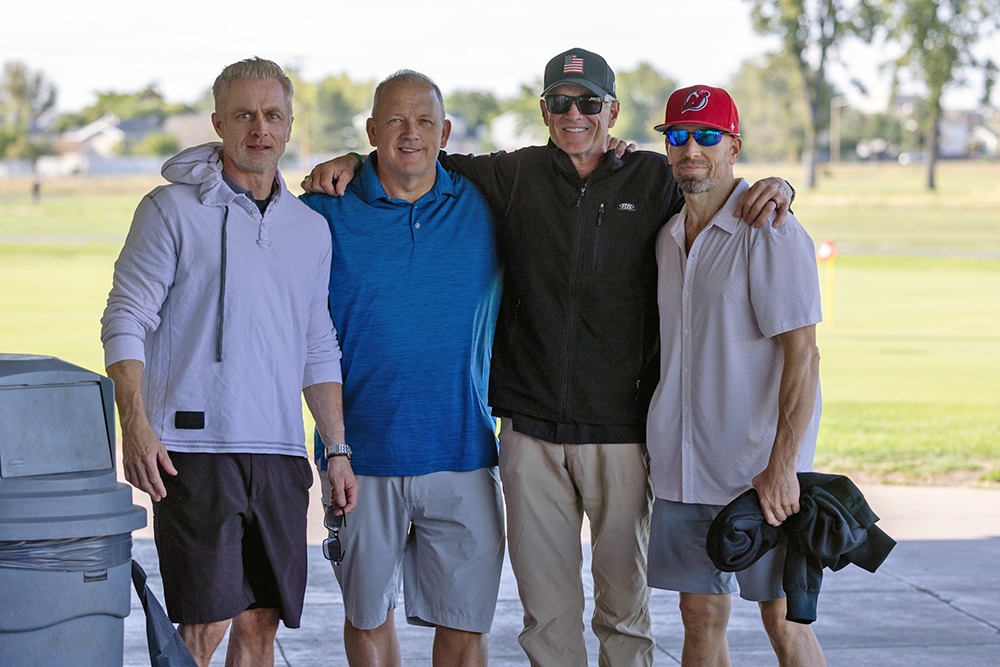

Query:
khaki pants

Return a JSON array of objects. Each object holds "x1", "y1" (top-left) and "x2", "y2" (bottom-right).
[{"x1": 499, "y1": 422, "x2": 655, "y2": 667}]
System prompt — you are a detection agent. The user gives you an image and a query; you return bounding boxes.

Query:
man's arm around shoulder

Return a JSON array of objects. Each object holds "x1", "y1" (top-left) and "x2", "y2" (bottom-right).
[{"x1": 738, "y1": 178, "x2": 795, "y2": 228}]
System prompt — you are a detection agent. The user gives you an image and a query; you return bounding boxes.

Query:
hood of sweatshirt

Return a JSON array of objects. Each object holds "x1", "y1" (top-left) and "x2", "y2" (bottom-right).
[
  {"x1": 159, "y1": 141, "x2": 287, "y2": 362},
  {"x1": 161, "y1": 142, "x2": 239, "y2": 207},
  {"x1": 161, "y1": 142, "x2": 288, "y2": 213}
]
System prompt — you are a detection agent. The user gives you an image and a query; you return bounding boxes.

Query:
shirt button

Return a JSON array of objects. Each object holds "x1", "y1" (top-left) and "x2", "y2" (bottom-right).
[{"x1": 414, "y1": 222, "x2": 421, "y2": 229}]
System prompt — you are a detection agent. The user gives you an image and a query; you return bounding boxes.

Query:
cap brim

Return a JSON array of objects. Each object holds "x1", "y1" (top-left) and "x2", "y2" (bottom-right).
[
  {"x1": 652, "y1": 121, "x2": 737, "y2": 134},
  {"x1": 542, "y1": 78, "x2": 610, "y2": 98}
]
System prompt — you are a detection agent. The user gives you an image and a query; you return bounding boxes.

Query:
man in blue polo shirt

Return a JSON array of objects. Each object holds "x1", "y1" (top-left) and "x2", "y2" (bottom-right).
[{"x1": 300, "y1": 70, "x2": 503, "y2": 666}]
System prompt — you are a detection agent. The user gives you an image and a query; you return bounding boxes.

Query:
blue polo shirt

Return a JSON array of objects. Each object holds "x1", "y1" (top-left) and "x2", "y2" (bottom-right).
[{"x1": 302, "y1": 155, "x2": 501, "y2": 476}]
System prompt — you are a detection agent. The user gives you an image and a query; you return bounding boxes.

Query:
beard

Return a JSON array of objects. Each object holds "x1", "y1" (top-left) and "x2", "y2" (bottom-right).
[
  {"x1": 674, "y1": 159, "x2": 713, "y2": 194},
  {"x1": 676, "y1": 175, "x2": 712, "y2": 194}
]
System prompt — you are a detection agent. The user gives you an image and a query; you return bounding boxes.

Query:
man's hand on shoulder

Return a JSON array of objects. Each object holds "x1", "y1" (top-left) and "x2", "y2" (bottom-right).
[
  {"x1": 326, "y1": 456, "x2": 358, "y2": 515},
  {"x1": 301, "y1": 153, "x2": 364, "y2": 196},
  {"x1": 737, "y1": 177, "x2": 794, "y2": 229},
  {"x1": 605, "y1": 135, "x2": 638, "y2": 158}
]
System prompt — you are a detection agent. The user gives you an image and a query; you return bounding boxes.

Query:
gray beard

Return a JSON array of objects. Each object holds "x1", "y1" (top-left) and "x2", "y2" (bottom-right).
[{"x1": 676, "y1": 175, "x2": 712, "y2": 194}]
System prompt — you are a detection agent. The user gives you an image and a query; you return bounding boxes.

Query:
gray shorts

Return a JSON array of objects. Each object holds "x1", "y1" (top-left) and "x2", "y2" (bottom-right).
[
  {"x1": 647, "y1": 498, "x2": 785, "y2": 602},
  {"x1": 321, "y1": 467, "x2": 505, "y2": 632}
]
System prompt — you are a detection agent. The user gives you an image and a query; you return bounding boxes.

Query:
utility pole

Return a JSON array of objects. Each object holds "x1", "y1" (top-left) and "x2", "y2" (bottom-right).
[{"x1": 830, "y1": 96, "x2": 849, "y2": 163}]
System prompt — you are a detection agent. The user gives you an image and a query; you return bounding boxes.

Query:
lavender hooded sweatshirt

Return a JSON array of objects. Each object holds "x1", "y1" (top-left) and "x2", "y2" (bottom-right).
[{"x1": 101, "y1": 142, "x2": 342, "y2": 457}]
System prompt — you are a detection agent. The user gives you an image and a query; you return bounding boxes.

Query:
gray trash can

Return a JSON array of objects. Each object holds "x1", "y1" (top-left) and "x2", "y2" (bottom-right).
[{"x1": 0, "y1": 354, "x2": 146, "y2": 666}]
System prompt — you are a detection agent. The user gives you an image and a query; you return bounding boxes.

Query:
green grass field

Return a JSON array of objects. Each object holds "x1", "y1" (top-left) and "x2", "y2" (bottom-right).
[{"x1": 1, "y1": 163, "x2": 998, "y2": 485}]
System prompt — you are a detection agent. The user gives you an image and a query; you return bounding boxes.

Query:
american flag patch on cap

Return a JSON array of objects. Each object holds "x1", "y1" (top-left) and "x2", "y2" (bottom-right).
[{"x1": 564, "y1": 55, "x2": 585, "y2": 74}]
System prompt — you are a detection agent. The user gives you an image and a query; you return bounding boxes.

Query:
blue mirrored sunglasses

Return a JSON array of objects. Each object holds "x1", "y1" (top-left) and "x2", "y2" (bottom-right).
[{"x1": 663, "y1": 129, "x2": 731, "y2": 147}]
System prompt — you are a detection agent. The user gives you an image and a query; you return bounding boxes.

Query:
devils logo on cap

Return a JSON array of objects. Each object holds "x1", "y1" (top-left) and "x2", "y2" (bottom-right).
[{"x1": 682, "y1": 90, "x2": 711, "y2": 113}]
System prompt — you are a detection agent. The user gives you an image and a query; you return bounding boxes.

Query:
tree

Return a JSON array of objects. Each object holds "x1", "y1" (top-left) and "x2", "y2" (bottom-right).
[
  {"x1": 0, "y1": 61, "x2": 56, "y2": 130},
  {"x1": 882, "y1": 0, "x2": 1000, "y2": 189},
  {"x1": 615, "y1": 63, "x2": 677, "y2": 147},
  {"x1": 54, "y1": 84, "x2": 190, "y2": 131},
  {"x1": 727, "y1": 54, "x2": 808, "y2": 161},
  {"x1": 305, "y1": 74, "x2": 375, "y2": 155},
  {"x1": 130, "y1": 132, "x2": 180, "y2": 156},
  {"x1": 445, "y1": 90, "x2": 501, "y2": 132},
  {"x1": 748, "y1": 0, "x2": 880, "y2": 186},
  {"x1": 500, "y1": 79, "x2": 546, "y2": 131},
  {"x1": 0, "y1": 61, "x2": 57, "y2": 164}
]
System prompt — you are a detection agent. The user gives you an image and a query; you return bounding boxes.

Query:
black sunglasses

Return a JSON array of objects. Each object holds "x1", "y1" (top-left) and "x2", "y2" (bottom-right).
[
  {"x1": 543, "y1": 94, "x2": 610, "y2": 115},
  {"x1": 322, "y1": 506, "x2": 346, "y2": 564},
  {"x1": 663, "y1": 128, "x2": 734, "y2": 147}
]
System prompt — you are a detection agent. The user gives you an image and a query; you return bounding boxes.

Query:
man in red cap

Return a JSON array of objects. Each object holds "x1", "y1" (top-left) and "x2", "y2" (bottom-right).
[{"x1": 645, "y1": 84, "x2": 826, "y2": 666}]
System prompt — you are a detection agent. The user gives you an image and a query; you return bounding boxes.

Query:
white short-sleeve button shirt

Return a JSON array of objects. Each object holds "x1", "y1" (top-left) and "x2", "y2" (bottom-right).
[{"x1": 646, "y1": 178, "x2": 823, "y2": 506}]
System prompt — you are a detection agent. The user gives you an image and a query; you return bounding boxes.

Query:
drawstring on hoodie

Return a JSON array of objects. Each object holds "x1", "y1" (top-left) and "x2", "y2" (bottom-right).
[
  {"x1": 217, "y1": 206, "x2": 229, "y2": 362},
  {"x1": 156, "y1": 143, "x2": 275, "y2": 362}
]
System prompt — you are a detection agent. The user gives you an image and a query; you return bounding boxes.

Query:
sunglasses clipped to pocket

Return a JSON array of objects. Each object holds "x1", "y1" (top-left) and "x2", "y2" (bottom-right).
[{"x1": 322, "y1": 506, "x2": 346, "y2": 564}]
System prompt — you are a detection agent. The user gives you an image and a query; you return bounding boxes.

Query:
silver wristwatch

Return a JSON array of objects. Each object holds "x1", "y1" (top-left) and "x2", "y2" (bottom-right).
[{"x1": 324, "y1": 443, "x2": 352, "y2": 461}]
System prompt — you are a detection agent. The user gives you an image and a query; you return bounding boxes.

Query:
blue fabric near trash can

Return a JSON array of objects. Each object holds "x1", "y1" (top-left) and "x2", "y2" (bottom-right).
[{"x1": 131, "y1": 559, "x2": 198, "y2": 667}]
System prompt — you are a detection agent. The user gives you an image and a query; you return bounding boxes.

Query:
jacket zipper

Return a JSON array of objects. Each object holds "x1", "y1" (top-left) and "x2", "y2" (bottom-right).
[
  {"x1": 591, "y1": 203, "x2": 604, "y2": 272},
  {"x1": 559, "y1": 184, "x2": 588, "y2": 419}
]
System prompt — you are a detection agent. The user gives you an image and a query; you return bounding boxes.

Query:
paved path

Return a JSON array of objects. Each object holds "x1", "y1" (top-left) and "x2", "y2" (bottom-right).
[{"x1": 124, "y1": 474, "x2": 1000, "y2": 666}]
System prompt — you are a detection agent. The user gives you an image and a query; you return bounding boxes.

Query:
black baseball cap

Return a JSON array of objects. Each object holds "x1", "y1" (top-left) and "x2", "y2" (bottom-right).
[{"x1": 542, "y1": 48, "x2": 616, "y2": 99}]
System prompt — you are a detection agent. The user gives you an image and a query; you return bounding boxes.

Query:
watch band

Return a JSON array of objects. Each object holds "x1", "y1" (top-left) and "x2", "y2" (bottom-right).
[{"x1": 324, "y1": 443, "x2": 352, "y2": 461}]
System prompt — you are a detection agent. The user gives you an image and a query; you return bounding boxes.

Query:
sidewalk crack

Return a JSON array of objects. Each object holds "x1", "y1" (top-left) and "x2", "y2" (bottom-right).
[
  {"x1": 275, "y1": 637, "x2": 292, "y2": 666},
  {"x1": 653, "y1": 644, "x2": 682, "y2": 663},
  {"x1": 883, "y1": 571, "x2": 1000, "y2": 634}
]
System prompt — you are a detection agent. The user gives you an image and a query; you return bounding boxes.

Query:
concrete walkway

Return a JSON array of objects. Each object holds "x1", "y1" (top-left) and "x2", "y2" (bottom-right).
[{"x1": 123, "y1": 476, "x2": 1000, "y2": 666}]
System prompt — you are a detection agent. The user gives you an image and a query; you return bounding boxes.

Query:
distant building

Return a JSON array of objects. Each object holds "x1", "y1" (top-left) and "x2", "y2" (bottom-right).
[
  {"x1": 56, "y1": 114, "x2": 125, "y2": 158},
  {"x1": 938, "y1": 110, "x2": 981, "y2": 159},
  {"x1": 56, "y1": 113, "x2": 162, "y2": 157},
  {"x1": 163, "y1": 112, "x2": 217, "y2": 151},
  {"x1": 968, "y1": 124, "x2": 999, "y2": 159},
  {"x1": 444, "y1": 113, "x2": 482, "y2": 155},
  {"x1": 891, "y1": 96, "x2": 996, "y2": 159},
  {"x1": 32, "y1": 113, "x2": 168, "y2": 175}
]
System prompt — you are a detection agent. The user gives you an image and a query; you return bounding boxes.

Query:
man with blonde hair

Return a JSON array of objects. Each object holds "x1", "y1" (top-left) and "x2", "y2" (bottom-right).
[{"x1": 102, "y1": 57, "x2": 356, "y2": 667}]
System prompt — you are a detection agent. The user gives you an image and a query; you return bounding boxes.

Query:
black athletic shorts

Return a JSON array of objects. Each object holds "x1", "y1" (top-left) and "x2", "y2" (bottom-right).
[{"x1": 153, "y1": 452, "x2": 312, "y2": 627}]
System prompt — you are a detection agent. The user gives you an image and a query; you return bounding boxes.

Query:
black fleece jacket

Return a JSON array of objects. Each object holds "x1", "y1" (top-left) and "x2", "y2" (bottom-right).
[
  {"x1": 706, "y1": 472, "x2": 896, "y2": 624},
  {"x1": 442, "y1": 144, "x2": 685, "y2": 444}
]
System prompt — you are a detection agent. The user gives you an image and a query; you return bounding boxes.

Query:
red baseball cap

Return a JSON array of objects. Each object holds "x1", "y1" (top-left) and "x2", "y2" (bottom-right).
[{"x1": 653, "y1": 85, "x2": 740, "y2": 136}]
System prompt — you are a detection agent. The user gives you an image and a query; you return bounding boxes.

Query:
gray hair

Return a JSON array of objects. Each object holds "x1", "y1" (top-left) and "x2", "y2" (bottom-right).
[
  {"x1": 213, "y1": 57, "x2": 293, "y2": 113},
  {"x1": 372, "y1": 70, "x2": 446, "y2": 121}
]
